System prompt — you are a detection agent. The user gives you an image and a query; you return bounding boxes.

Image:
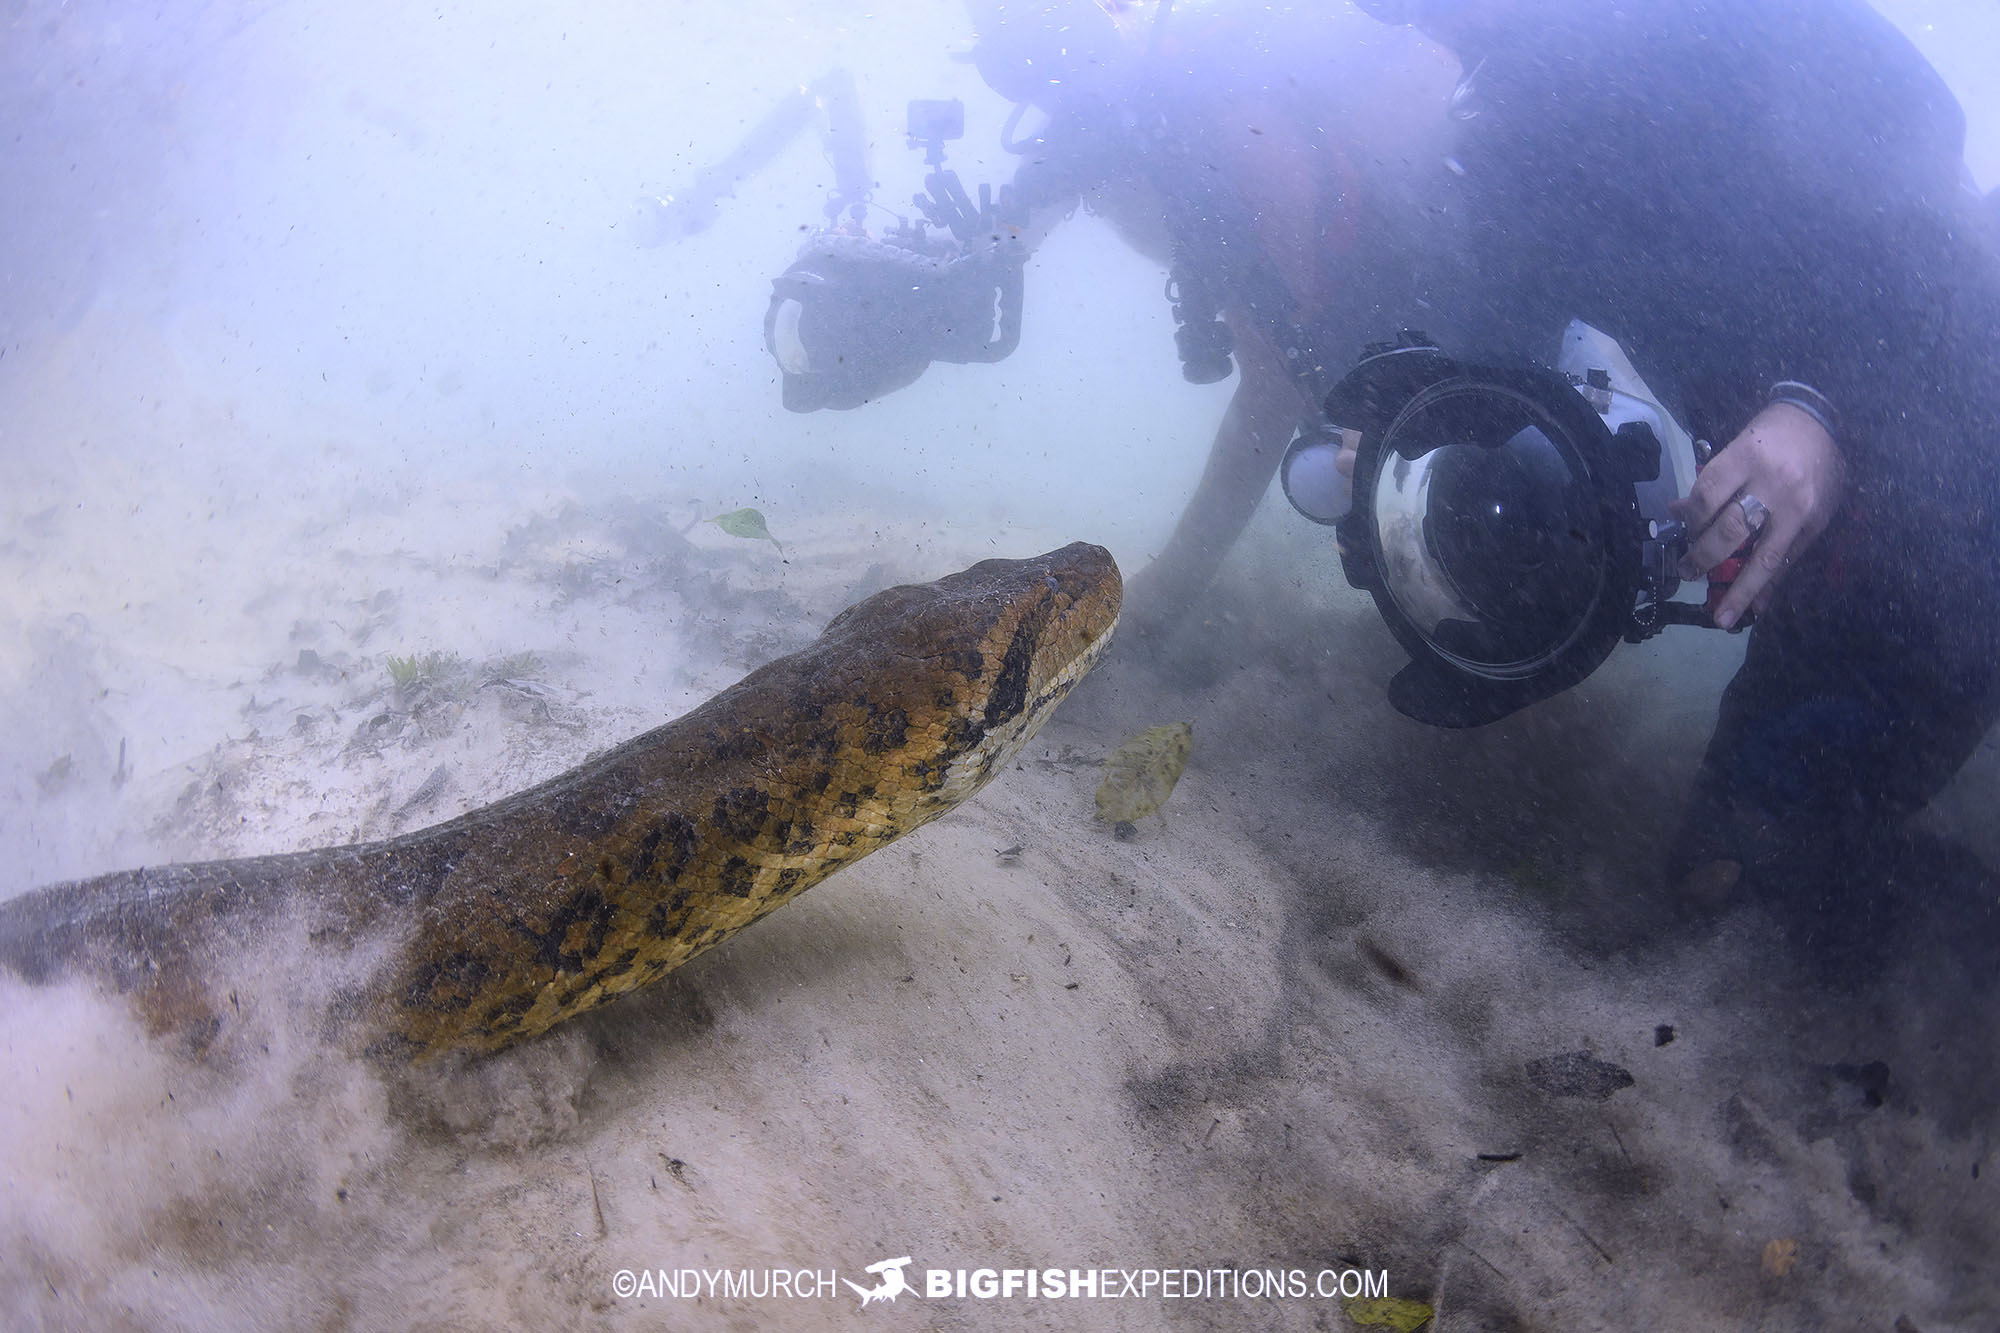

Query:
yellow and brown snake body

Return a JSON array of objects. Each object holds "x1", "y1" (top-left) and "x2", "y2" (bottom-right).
[{"x1": 0, "y1": 543, "x2": 1120, "y2": 1057}]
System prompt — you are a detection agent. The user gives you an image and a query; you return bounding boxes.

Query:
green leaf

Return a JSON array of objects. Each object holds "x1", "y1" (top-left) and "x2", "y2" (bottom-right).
[
  {"x1": 1344, "y1": 1297, "x2": 1434, "y2": 1331},
  {"x1": 707, "y1": 507, "x2": 782, "y2": 548},
  {"x1": 1094, "y1": 722, "x2": 1194, "y2": 826}
]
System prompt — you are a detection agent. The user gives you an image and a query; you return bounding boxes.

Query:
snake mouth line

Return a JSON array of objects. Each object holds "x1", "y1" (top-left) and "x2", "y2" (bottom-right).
[
  {"x1": 1025, "y1": 611, "x2": 1119, "y2": 713},
  {"x1": 1067, "y1": 614, "x2": 1119, "y2": 686}
]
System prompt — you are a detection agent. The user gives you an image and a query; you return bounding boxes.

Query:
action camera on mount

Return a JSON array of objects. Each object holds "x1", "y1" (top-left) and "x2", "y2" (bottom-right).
[
  {"x1": 763, "y1": 97, "x2": 1027, "y2": 412},
  {"x1": 1282, "y1": 328, "x2": 1714, "y2": 729},
  {"x1": 906, "y1": 98, "x2": 965, "y2": 146}
]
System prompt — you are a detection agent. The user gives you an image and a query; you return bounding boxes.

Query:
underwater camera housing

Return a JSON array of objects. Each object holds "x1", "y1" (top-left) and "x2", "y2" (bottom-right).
[
  {"x1": 1282, "y1": 327, "x2": 1708, "y2": 728},
  {"x1": 764, "y1": 98, "x2": 1027, "y2": 412}
]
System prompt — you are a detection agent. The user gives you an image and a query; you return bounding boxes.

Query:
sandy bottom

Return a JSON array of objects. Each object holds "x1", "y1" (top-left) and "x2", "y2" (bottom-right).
[{"x1": 2, "y1": 465, "x2": 1996, "y2": 1331}]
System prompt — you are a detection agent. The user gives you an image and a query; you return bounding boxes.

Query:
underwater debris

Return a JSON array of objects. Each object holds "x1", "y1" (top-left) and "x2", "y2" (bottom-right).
[
  {"x1": 1032, "y1": 743, "x2": 1097, "y2": 774},
  {"x1": 707, "y1": 506, "x2": 785, "y2": 553},
  {"x1": 1832, "y1": 1060, "x2": 1891, "y2": 1110},
  {"x1": 553, "y1": 559, "x2": 612, "y2": 604},
  {"x1": 1526, "y1": 1050, "x2": 1635, "y2": 1102},
  {"x1": 658, "y1": 1155, "x2": 695, "y2": 1192},
  {"x1": 394, "y1": 764, "x2": 454, "y2": 819},
  {"x1": 1357, "y1": 938, "x2": 1422, "y2": 992},
  {"x1": 35, "y1": 753, "x2": 74, "y2": 798},
  {"x1": 1094, "y1": 722, "x2": 1194, "y2": 830}
]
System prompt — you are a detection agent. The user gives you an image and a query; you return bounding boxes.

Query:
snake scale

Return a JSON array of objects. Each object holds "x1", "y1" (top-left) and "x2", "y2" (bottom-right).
[{"x1": 0, "y1": 543, "x2": 1120, "y2": 1058}]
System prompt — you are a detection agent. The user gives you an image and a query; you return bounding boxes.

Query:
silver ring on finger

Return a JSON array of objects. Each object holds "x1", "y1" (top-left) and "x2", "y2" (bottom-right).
[{"x1": 1736, "y1": 492, "x2": 1771, "y2": 533}]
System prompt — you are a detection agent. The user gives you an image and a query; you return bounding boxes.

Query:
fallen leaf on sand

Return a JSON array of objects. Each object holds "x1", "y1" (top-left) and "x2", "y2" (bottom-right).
[
  {"x1": 1762, "y1": 1237, "x2": 1799, "y2": 1277},
  {"x1": 1094, "y1": 722, "x2": 1193, "y2": 828},
  {"x1": 1525, "y1": 1050, "x2": 1634, "y2": 1101},
  {"x1": 1345, "y1": 1295, "x2": 1435, "y2": 1330}
]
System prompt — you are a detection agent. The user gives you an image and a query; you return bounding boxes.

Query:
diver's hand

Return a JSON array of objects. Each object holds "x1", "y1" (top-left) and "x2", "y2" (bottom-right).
[{"x1": 1670, "y1": 401, "x2": 1846, "y2": 630}]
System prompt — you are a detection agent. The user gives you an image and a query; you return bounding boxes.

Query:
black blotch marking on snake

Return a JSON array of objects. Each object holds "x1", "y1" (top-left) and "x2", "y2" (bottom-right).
[
  {"x1": 519, "y1": 884, "x2": 617, "y2": 974},
  {"x1": 629, "y1": 812, "x2": 699, "y2": 885},
  {"x1": 832, "y1": 784, "x2": 878, "y2": 820},
  {"x1": 982, "y1": 616, "x2": 1044, "y2": 729},
  {"x1": 482, "y1": 987, "x2": 539, "y2": 1028},
  {"x1": 781, "y1": 817, "x2": 818, "y2": 855},
  {"x1": 905, "y1": 753, "x2": 952, "y2": 793},
  {"x1": 861, "y1": 707, "x2": 909, "y2": 755},
  {"x1": 942, "y1": 715, "x2": 987, "y2": 758},
  {"x1": 405, "y1": 950, "x2": 493, "y2": 1014},
  {"x1": 711, "y1": 787, "x2": 771, "y2": 842},
  {"x1": 644, "y1": 885, "x2": 696, "y2": 939},
  {"x1": 717, "y1": 857, "x2": 755, "y2": 898}
]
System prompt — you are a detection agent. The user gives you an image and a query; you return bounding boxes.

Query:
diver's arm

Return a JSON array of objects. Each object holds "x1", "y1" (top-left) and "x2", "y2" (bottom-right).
[
  {"x1": 648, "y1": 71, "x2": 870, "y2": 241},
  {"x1": 1120, "y1": 317, "x2": 1310, "y2": 641}
]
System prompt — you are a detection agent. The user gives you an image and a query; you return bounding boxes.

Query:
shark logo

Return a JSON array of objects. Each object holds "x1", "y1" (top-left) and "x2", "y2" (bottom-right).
[{"x1": 844, "y1": 1256, "x2": 916, "y2": 1308}]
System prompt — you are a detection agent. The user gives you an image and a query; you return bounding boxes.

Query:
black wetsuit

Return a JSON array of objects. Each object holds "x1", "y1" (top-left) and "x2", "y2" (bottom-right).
[{"x1": 1433, "y1": 0, "x2": 2000, "y2": 916}]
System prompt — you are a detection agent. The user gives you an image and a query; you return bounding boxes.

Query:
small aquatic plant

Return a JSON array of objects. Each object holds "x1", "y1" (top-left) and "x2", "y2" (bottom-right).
[
  {"x1": 385, "y1": 650, "x2": 465, "y2": 692},
  {"x1": 485, "y1": 652, "x2": 542, "y2": 682}
]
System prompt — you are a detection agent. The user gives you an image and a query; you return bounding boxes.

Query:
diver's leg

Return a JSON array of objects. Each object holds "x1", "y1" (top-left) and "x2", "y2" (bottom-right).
[{"x1": 1674, "y1": 553, "x2": 2000, "y2": 948}]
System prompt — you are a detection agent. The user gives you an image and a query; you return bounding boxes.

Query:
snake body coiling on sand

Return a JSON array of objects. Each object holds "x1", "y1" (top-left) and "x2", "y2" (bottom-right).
[{"x1": 0, "y1": 543, "x2": 1121, "y2": 1058}]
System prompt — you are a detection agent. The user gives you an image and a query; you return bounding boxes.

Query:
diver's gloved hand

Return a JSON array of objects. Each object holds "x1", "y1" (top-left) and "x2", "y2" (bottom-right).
[{"x1": 1669, "y1": 401, "x2": 1846, "y2": 630}]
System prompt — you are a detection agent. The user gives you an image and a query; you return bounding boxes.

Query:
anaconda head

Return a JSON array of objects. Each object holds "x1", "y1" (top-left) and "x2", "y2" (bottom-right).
[{"x1": 816, "y1": 540, "x2": 1121, "y2": 801}]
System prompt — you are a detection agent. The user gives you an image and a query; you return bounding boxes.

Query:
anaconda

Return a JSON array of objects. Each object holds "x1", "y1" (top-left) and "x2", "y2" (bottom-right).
[{"x1": 0, "y1": 542, "x2": 1120, "y2": 1058}]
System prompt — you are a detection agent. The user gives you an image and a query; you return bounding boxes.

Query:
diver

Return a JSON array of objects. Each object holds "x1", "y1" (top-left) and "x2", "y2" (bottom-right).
[
  {"x1": 1350, "y1": 0, "x2": 2000, "y2": 940},
  {"x1": 762, "y1": 0, "x2": 1462, "y2": 646}
]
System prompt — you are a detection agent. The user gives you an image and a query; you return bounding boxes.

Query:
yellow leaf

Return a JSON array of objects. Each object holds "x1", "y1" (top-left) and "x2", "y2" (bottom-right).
[
  {"x1": 1094, "y1": 722, "x2": 1194, "y2": 826},
  {"x1": 1345, "y1": 1296, "x2": 1434, "y2": 1331}
]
